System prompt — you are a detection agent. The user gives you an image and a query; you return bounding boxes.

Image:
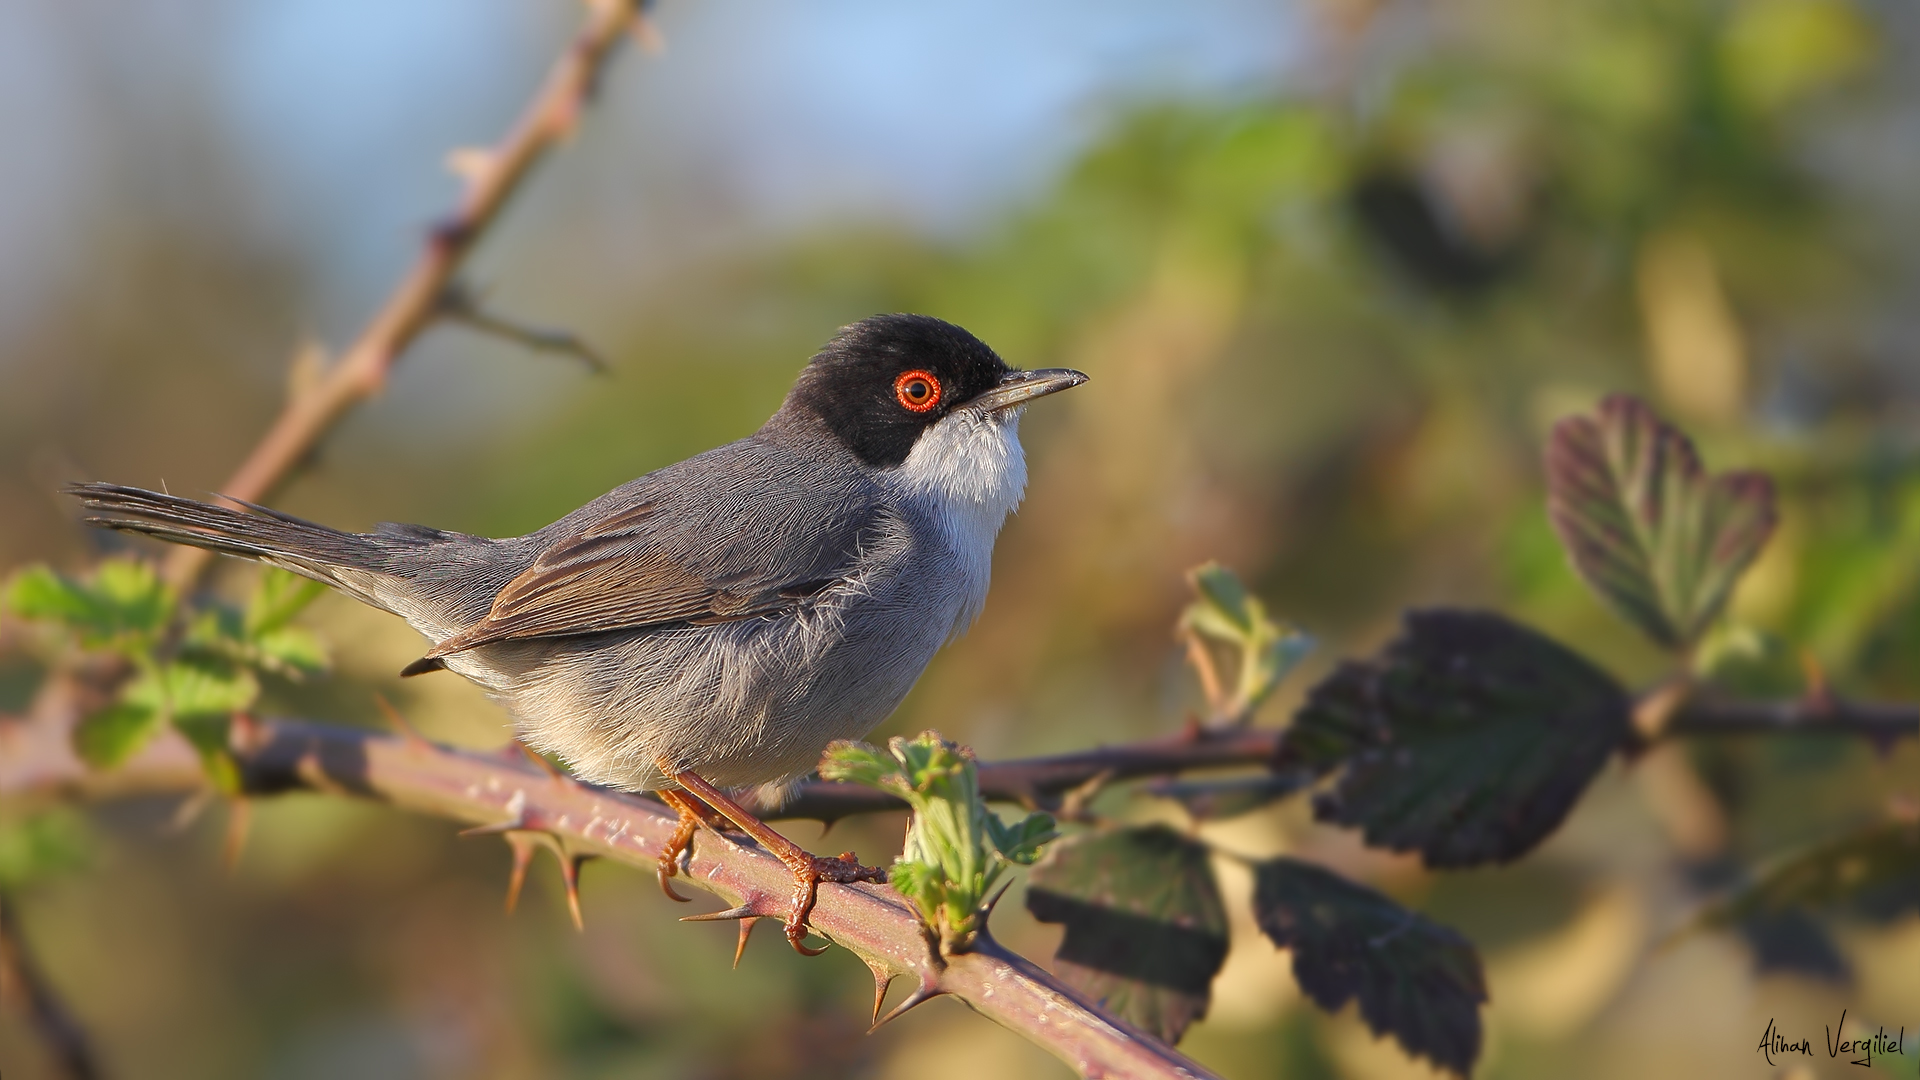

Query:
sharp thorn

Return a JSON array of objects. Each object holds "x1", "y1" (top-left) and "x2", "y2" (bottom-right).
[
  {"x1": 460, "y1": 817, "x2": 527, "y2": 837},
  {"x1": 680, "y1": 902, "x2": 758, "y2": 923},
  {"x1": 373, "y1": 693, "x2": 431, "y2": 746},
  {"x1": 865, "y1": 957, "x2": 896, "y2": 1025},
  {"x1": 869, "y1": 981, "x2": 941, "y2": 1033},
  {"x1": 732, "y1": 917, "x2": 761, "y2": 968},
  {"x1": 559, "y1": 852, "x2": 586, "y2": 932},
  {"x1": 504, "y1": 833, "x2": 539, "y2": 914},
  {"x1": 981, "y1": 879, "x2": 1014, "y2": 920}
]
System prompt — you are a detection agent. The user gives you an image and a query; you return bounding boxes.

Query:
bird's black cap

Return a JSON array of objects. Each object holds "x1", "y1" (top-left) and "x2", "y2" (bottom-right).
[{"x1": 778, "y1": 314, "x2": 1013, "y2": 468}]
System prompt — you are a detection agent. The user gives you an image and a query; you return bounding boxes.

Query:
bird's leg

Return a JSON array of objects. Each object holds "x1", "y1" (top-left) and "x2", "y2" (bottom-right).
[
  {"x1": 654, "y1": 788, "x2": 715, "y2": 902},
  {"x1": 659, "y1": 759, "x2": 887, "y2": 956}
]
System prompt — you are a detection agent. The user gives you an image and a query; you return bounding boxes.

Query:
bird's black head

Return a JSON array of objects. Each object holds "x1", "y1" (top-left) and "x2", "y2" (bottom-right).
[{"x1": 777, "y1": 315, "x2": 1015, "y2": 467}]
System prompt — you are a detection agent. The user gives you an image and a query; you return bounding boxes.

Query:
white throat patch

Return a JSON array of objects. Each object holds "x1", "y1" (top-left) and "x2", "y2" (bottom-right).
[{"x1": 883, "y1": 407, "x2": 1028, "y2": 631}]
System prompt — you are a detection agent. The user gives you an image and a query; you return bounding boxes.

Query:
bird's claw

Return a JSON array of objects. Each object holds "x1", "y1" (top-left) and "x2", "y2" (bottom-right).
[{"x1": 780, "y1": 850, "x2": 888, "y2": 955}]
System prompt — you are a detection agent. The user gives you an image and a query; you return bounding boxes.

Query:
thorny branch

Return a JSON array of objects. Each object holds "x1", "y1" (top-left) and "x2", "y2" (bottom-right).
[
  {"x1": 1, "y1": 5, "x2": 651, "y2": 1073},
  {"x1": 160, "y1": 0, "x2": 646, "y2": 592},
  {"x1": 218, "y1": 718, "x2": 1221, "y2": 1080}
]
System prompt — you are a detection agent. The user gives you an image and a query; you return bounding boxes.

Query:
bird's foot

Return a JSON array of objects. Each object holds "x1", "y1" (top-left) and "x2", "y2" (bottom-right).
[
  {"x1": 775, "y1": 847, "x2": 888, "y2": 956},
  {"x1": 660, "y1": 758, "x2": 886, "y2": 956},
  {"x1": 654, "y1": 788, "x2": 712, "y2": 902}
]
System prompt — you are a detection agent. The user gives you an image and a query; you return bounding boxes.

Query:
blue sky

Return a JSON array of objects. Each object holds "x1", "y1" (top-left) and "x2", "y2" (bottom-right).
[{"x1": 1, "y1": 0, "x2": 1296, "y2": 342}]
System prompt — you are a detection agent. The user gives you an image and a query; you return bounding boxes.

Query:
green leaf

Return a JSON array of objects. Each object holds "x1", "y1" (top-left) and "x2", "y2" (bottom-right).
[
  {"x1": 1026, "y1": 825, "x2": 1229, "y2": 1044},
  {"x1": 1180, "y1": 561, "x2": 1315, "y2": 716},
  {"x1": 1253, "y1": 858, "x2": 1485, "y2": 1077},
  {"x1": 72, "y1": 701, "x2": 163, "y2": 768},
  {"x1": 985, "y1": 809, "x2": 1058, "y2": 866},
  {"x1": 1545, "y1": 394, "x2": 1776, "y2": 650},
  {"x1": 251, "y1": 627, "x2": 329, "y2": 676},
  {"x1": 1188, "y1": 561, "x2": 1256, "y2": 636},
  {"x1": 125, "y1": 659, "x2": 260, "y2": 719},
  {"x1": 0, "y1": 807, "x2": 93, "y2": 889},
  {"x1": 1701, "y1": 821, "x2": 1920, "y2": 927},
  {"x1": 245, "y1": 567, "x2": 326, "y2": 637},
  {"x1": 183, "y1": 607, "x2": 329, "y2": 679},
  {"x1": 174, "y1": 714, "x2": 244, "y2": 795},
  {"x1": 1280, "y1": 609, "x2": 1631, "y2": 867},
  {"x1": 4, "y1": 559, "x2": 173, "y2": 650},
  {"x1": 819, "y1": 740, "x2": 908, "y2": 792},
  {"x1": 5, "y1": 566, "x2": 97, "y2": 624},
  {"x1": 821, "y1": 732, "x2": 1050, "y2": 951}
]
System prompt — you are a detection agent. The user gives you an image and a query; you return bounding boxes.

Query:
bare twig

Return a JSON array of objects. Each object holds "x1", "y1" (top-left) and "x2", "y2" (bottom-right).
[
  {"x1": 437, "y1": 282, "x2": 609, "y2": 373},
  {"x1": 1665, "y1": 695, "x2": 1919, "y2": 742},
  {"x1": 161, "y1": 0, "x2": 644, "y2": 591},
  {"x1": 771, "y1": 726, "x2": 1288, "y2": 823},
  {"x1": 221, "y1": 718, "x2": 1220, "y2": 1080},
  {"x1": 0, "y1": 892, "x2": 101, "y2": 1080}
]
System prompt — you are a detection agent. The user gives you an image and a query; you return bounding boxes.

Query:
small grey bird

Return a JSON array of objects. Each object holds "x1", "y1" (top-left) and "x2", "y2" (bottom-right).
[{"x1": 68, "y1": 314, "x2": 1085, "y2": 953}]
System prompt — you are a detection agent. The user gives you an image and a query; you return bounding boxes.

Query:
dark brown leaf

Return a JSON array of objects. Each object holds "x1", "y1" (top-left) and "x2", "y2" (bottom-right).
[
  {"x1": 1281, "y1": 609, "x2": 1631, "y2": 866},
  {"x1": 1025, "y1": 825, "x2": 1229, "y2": 1044},
  {"x1": 1254, "y1": 857, "x2": 1486, "y2": 1077}
]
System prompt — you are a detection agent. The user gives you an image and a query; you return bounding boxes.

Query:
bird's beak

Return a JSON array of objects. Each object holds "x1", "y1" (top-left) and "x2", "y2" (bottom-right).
[{"x1": 964, "y1": 368, "x2": 1089, "y2": 414}]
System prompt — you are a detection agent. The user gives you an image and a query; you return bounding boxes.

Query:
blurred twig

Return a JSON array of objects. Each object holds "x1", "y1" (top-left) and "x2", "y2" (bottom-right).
[
  {"x1": 773, "y1": 724, "x2": 1290, "y2": 823},
  {"x1": 436, "y1": 282, "x2": 609, "y2": 374},
  {"x1": 1664, "y1": 695, "x2": 1919, "y2": 743},
  {"x1": 0, "y1": 892, "x2": 101, "y2": 1080},
  {"x1": 161, "y1": 0, "x2": 645, "y2": 592}
]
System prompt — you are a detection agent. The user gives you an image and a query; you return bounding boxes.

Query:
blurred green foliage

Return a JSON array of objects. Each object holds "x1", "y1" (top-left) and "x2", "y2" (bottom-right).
[{"x1": 4, "y1": 0, "x2": 1919, "y2": 1077}]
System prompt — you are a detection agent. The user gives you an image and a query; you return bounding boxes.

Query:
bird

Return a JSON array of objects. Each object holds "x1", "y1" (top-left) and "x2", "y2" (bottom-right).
[{"x1": 67, "y1": 313, "x2": 1086, "y2": 954}]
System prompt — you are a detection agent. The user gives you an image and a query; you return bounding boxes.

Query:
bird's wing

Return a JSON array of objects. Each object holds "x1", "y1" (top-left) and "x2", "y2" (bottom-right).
[{"x1": 423, "y1": 440, "x2": 882, "y2": 659}]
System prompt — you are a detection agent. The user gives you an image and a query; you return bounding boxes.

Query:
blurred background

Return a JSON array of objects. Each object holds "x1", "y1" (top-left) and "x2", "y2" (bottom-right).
[{"x1": 3, "y1": 0, "x2": 1919, "y2": 1076}]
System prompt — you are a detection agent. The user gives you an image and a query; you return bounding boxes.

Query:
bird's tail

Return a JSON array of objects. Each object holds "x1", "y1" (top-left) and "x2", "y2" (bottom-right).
[{"x1": 65, "y1": 482, "x2": 386, "y2": 587}]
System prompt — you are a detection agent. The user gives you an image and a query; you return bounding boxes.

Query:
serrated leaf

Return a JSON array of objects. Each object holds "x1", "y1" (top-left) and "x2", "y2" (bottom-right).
[
  {"x1": 985, "y1": 809, "x2": 1058, "y2": 865},
  {"x1": 1702, "y1": 821, "x2": 1920, "y2": 927},
  {"x1": 4, "y1": 559, "x2": 173, "y2": 650},
  {"x1": 91, "y1": 559, "x2": 172, "y2": 631},
  {"x1": 126, "y1": 659, "x2": 260, "y2": 719},
  {"x1": 1026, "y1": 825, "x2": 1229, "y2": 1044},
  {"x1": 252, "y1": 627, "x2": 328, "y2": 675},
  {"x1": 245, "y1": 568, "x2": 326, "y2": 637},
  {"x1": 72, "y1": 701, "x2": 163, "y2": 768},
  {"x1": 1280, "y1": 609, "x2": 1630, "y2": 867},
  {"x1": 1253, "y1": 858, "x2": 1485, "y2": 1077},
  {"x1": 1545, "y1": 394, "x2": 1776, "y2": 649},
  {"x1": 818, "y1": 741, "x2": 902, "y2": 791},
  {"x1": 5, "y1": 566, "x2": 98, "y2": 624},
  {"x1": 821, "y1": 732, "x2": 1050, "y2": 950}
]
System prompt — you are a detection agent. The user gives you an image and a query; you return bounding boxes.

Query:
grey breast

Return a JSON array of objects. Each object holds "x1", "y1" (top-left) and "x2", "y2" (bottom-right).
[{"x1": 412, "y1": 428, "x2": 951, "y2": 792}]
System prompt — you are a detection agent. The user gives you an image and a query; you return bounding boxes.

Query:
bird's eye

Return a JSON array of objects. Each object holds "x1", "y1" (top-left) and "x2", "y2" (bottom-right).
[{"x1": 893, "y1": 370, "x2": 942, "y2": 413}]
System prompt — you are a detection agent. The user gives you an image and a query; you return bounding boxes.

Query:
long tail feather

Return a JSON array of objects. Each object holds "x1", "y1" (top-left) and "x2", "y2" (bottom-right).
[{"x1": 64, "y1": 482, "x2": 381, "y2": 580}]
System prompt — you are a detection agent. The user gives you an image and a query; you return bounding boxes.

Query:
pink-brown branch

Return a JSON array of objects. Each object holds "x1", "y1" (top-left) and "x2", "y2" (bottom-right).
[
  {"x1": 162, "y1": 0, "x2": 644, "y2": 591},
  {"x1": 228, "y1": 718, "x2": 1222, "y2": 1080}
]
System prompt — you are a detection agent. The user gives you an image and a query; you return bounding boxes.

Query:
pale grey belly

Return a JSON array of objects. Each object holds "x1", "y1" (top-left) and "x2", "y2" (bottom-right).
[{"x1": 453, "y1": 572, "x2": 966, "y2": 792}]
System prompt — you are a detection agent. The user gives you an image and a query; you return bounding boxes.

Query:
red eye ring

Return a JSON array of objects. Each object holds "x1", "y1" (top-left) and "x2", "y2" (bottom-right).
[{"x1": 894, "y1": 370, "x2": 942, "y2": 413}]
